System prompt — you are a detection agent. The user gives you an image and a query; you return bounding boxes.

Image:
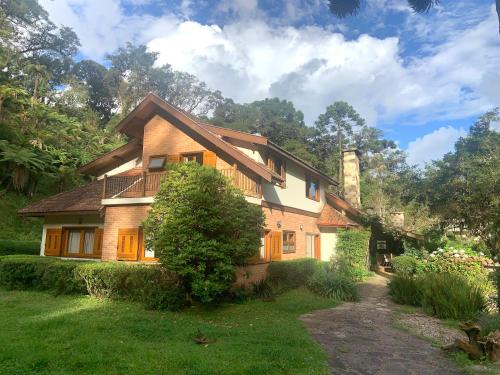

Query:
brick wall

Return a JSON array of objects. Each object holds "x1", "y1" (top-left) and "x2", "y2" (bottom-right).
[
  {"x1": 101, "y1": 205, "x2": 150, "y2": 260},
  {"x1": 235, "y1": 263, "x2": 269, "y2": 287},
  {"x1": 262, "y1": 206, "x2": 320, "y2": 260}
]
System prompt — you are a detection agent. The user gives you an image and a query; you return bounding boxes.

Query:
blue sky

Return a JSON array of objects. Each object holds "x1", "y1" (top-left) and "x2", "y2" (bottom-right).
[{"x1": 39, "y1": 0, "x2": 499, "y2": 166}]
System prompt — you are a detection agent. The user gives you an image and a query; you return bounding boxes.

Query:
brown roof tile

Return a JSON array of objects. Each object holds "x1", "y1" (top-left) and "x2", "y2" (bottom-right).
[
  {"x1": 317, "y1": 203, "x2": 359, "y2": 227},
  {"x1": 18, "y1": 180, "x2": 103, "y2": 217}
]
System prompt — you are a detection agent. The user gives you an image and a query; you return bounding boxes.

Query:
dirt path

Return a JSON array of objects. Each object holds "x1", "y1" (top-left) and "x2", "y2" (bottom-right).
[{"x1": 300, "y1": 274, "x2": 464, "y2": 375}]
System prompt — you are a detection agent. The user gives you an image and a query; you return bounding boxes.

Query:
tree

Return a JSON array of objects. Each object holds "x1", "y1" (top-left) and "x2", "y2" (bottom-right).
[
  {"x1": 143, "y1": 162, "x2": 265, "y2": 303},
  {"x1": 423, "y1": 109, "x2": 500, "y2": 255},
  {"x1": 211, "y1": 97, "x2": 310, "y2": 146},
  {"x1": 328, "y1": 0, "x2": 500, "y2": 35},
  {"x1": 313, "y1": 101, "x2": 365, "y2": 186}
]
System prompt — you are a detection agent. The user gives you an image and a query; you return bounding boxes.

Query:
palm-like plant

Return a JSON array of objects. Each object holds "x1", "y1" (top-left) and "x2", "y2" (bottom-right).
[{"x1": 328, "y1": 0, "x2": 500, "y2": 35}]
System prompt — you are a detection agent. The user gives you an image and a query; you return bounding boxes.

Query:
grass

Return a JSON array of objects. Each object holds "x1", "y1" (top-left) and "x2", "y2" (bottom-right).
[{"x1": 0, "y1": 287, "x2": 338, "y2": 375}]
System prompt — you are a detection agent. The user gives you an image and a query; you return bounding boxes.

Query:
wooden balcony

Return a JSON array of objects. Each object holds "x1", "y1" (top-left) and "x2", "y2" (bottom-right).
[{"x1": 103, "y1": 168, "x2": 261, "y2": 199}]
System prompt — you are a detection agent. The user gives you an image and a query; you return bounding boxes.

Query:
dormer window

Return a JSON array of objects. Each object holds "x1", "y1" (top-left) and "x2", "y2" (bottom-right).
[
  {"x1": 148, "y1": 156, "x2": 166, "y2": 170},
  {"x1": 306, "y1": 174, "x2": 320, "y2": 201}
]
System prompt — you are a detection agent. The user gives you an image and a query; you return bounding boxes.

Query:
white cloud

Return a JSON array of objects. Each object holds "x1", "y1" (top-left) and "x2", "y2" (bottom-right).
[
  {"x1": 39, "y1": 1, "x2": 500, "y2": 127},
  {"x1": 406, "y1": 126, "x2": 467, "y2": 167}
]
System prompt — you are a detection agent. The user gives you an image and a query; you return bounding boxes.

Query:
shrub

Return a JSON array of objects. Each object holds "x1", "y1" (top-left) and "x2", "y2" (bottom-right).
[
  {"x1": 307, "y1": 267, "x2": 358, "y2": 301},
  {"x1": 392, "y1": 255, "x2": 425, "y2": 276},
  {"x1": 143, "y1": 162, "x2": 265, "y2": 303},
  {"x1": 0, "y1": 240, "x2": 40, "y2": 256},
  {"x1": 336, "y1": 229, "x2": 371, "y2": 271},
  {"x1": 251, "y1": 279, "x2": 274, "y2": 299},
  {"x1": 420, "y1": 273, "x2": 486, "y2": 320},
  {"x1": 388, "y1": 275, "x2": 423, "y2": 306},
  {"x1": 76, "y1": 262, "x2": 185, "y2": 310},
  {"x1": 0, "y1": 255, "x2": 83, "y2": 294},
  {"x1": 330, "y1": 255, "x2": 373, "y2": 282},
  {"x1": 267, "y1": 258, "x2": 319, "y2": 292},
  {"x1": 0, "y1": 256, "x2": 185, "y2": 311}
]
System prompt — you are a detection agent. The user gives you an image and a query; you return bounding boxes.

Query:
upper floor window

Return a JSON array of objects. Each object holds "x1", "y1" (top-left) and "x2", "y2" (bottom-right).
[
  {"x1": 267, "y1": 156, "x2": 286, "y2": 186},
  {"x1": 182, "y1": 152, "x2": 203, "y2": 164},
  {"x1": 148, "y1": 156, "x2": 166, "y2": 170},
  {"x1": 306, "y1": 175, "x2": 320, "y2": 201}
]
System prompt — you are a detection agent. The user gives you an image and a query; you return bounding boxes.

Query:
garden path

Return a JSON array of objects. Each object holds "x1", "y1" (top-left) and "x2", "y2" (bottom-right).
[{"x1": 300, "y1": 274, "x2": 464, "y2": 375}]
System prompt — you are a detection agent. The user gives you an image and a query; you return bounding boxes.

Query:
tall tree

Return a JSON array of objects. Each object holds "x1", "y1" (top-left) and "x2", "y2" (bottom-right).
[{"x1": 423, "y1": 109, "x2": 500, "y2": 255}]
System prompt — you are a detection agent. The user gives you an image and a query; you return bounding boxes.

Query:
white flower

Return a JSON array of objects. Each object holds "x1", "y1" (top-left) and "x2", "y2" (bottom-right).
[
  {"x1": 437, "y1": 248, "x2": 443, "y2": 252},
  {"x1": 430, "y1": 254, "x2": 436, "y2": 257},
  {"x1": 454, "y1": 254, "x2": 460, "y2": 258},
  {"x1": 459, "y1": 250, "x2": 465, "y2": 254},
  {"x1": 479, "y1": 252, "x2": 484, "y2": 256}
]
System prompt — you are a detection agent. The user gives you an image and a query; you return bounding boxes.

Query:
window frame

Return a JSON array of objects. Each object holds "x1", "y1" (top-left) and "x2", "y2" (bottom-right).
[
  {"x1": 148, "y1": 155, "x2": 167, "y2": 170},
  {"x1": 282, "y1": 230, "x2": 296, "y2": 254},
  {"x1": 181, "y1": 152, "x2": 204, "y2": 164},
  {"x1": 305, "y1": 174, "x2": 320, "y2": 201},
  {"x1": 62, "y1": 227, "x2": 100, "y2": 258},
  {"x1": 267, "y1": 155, "x2": 286, "y2": 187}
]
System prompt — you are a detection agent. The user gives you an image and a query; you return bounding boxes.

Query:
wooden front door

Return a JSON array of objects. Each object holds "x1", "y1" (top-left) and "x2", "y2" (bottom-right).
[
  {"x1": 117, "y1": 228, "x2": 139, "y2": 261},
  {"x1": 270, "y1": 231, "x2": 282, "y2": 260}
]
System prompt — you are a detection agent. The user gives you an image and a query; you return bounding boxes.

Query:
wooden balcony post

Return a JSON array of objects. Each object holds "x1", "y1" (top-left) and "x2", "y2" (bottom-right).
[
  {"x1": 102, "y1": 174, "x2": 107, "y2": 199},
  {"x1": 141, "y1": 171, "x2": 147, "y2": 197},
  {"x1": 232, "y1": 163, "x2": 238, "y2": 186}
]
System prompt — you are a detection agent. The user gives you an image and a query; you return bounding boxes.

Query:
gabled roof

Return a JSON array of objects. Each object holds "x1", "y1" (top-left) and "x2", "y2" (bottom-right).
[
  {"x1": 78, "y1": 140, "x2": 142, "y2": 176},
  {"x1": 18, "y1": 181, "x2": 103, "y2": 216},
  {"x1": 115, "y1": 93, "x2": 277, "y2": 183}
]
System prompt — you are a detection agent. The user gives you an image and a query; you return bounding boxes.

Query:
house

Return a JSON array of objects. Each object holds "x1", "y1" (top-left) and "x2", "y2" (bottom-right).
[{"x1": 19, "y1": 93, "x2": 364, "y2": 282}]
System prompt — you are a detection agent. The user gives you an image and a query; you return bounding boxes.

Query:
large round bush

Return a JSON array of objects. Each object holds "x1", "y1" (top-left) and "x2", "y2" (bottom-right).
[{"x1": 143, "y1": 162, "x2": 265, "y2": 303}]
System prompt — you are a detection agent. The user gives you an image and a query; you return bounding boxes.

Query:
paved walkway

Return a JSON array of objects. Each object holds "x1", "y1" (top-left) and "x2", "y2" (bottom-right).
[{"x1": 300, "y1": 274, "x2": 464, "y2": 375}]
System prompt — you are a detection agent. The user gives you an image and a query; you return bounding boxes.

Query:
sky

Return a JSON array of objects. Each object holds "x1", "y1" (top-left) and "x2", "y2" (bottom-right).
[{"x1": 39, "y1": 0, "x2": 500, "y2": 167}]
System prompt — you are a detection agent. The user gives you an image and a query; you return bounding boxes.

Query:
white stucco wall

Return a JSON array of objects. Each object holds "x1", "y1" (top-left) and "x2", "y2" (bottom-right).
[
  {"x1": 97, "y1": 157, "x2": 142, "y2": 179},
  {"x1": 320, "y1": 227, "x2": 338, "y2": 262},
  {"x1": 235, "y1": 145, "x2": 265, "y2": 164},
  {"x1": 262, "y1": 160, "x2": 326, "y2": 213}
]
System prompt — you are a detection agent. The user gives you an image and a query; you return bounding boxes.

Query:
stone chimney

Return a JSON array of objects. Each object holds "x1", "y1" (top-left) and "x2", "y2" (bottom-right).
[
  {"x1": 342, "y1": 149, "x2": 361, "y2": 209},
  {"x1": 389, "y1": 212, "x2": 405, "y2": 228}
]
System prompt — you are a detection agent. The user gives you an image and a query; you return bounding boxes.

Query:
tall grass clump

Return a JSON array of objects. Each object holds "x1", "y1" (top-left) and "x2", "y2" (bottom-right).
[
  {"x1": 307, "y1": 267, "x2": 359, "y2": 301},
  {"x1": 388, "y1": 275, "x2": 422, "y2": 306},
  {"x1": 420, "y1": 273, "x2": 486, "y2": 320}
]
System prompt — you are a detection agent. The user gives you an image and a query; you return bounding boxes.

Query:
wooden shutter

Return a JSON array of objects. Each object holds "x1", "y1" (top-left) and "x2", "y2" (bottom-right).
[
  {"x1": 202, "y1": 150, "x2": 217, "y2": 167},
  {"x1": 45, "y1": 228, "x2": 62, "y2": 256},
  {"x1": 270, "y1": 231, "x2": 282, "y2": 260},
  {"x1": 314, "y1": 235, "x2": 321, "y2": 260},
  {"x1": 93, "y1": 228, "x2": 103, "y2": 257},
  {"x1": 166, "y1": 154, "x2": 180, "y2": 164},
  {"x1": 117, "y1": 228, "x2": 139, "y2": 261}
]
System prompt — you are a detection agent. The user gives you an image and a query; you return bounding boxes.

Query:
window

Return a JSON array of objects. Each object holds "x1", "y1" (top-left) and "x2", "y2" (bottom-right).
[
  {"x1": 282, "y1": 231, "x2": 296, "y2": 253},
  {"x1": 182, "y1": 152, "x2": 203, "y2": 164},
  {"x1": 306, "y1": 175, "x2": 320, "y2": 201},
  {"x1": 66, "y1": 228, "x2": 95, "y2": 256},
  {"x1": 267, "y1": 156, "x2": 286, "y2": 186},
  {"x1": 148, "y1": 156, "x2": 166, "y2": 169},
  {"x1": 377, "y1": 240, "x2": 387, "y2": 250},
  {"x1": 305, "y1": 234, "x2": 315, "y2": 258}
]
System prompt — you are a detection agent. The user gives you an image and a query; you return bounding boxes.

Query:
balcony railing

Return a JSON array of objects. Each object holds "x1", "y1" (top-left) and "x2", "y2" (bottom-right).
[
  {"x1": 102, "y1": 168, "x2": 261, "y2": 199},
  {"x1": 102, "y1": 172, "x2": 167, "y2": 199},
  {"x1": 220, "y1": 168, "x2": 261, "y2": 198}
]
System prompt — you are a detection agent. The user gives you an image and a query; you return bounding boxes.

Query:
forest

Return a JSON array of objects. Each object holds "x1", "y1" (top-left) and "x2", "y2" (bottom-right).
[{"x1": 0, "y1": 0, "x2": 498, "y2": 256}]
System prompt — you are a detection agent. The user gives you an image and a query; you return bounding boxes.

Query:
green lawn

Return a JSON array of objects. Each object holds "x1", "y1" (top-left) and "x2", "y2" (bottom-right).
[{"x1": 0, "y1": 288, "x2": 337, "y2": 375}]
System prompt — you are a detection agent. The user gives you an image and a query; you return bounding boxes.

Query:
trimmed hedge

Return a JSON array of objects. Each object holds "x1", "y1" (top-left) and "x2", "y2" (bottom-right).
[
  {"x1": 0, "y1": 255, "x2": 184, "y2": 310},
  {"x1": 267, "y1": 258, "x2": 324, "y2": 292},
  {"x1": 0, "y1": 240, "x2": 40, "y2": 256},
  {"x1": 336, "y1": 229, "x2": 371, "y2": 270}
]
